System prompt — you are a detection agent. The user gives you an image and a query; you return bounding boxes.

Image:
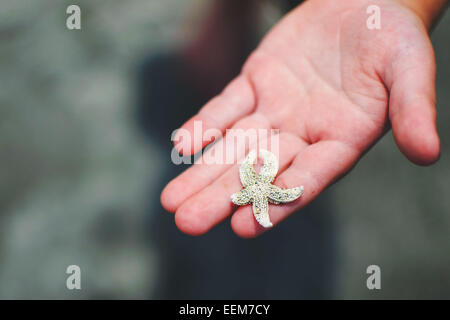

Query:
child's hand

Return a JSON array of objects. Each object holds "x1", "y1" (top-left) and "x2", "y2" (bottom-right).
[{"x1": 162, "y1": 0, "x2": 444, "y2": 237}]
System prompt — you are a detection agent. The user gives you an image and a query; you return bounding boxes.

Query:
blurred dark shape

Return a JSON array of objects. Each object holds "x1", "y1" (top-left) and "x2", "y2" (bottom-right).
[{"x1": 137, "y1": 0, "x2": 337, "y2": 299}]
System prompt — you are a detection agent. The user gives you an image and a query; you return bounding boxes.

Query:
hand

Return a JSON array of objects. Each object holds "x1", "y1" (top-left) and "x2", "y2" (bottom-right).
[{"x1": 161, "y1": 0, "x2": 443, "y2": 237}]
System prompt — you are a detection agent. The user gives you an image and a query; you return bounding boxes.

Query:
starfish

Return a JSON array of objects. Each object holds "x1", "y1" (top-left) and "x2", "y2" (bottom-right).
[{"x1": 231, "y1": 149, "x2": 304, "y2": 228}]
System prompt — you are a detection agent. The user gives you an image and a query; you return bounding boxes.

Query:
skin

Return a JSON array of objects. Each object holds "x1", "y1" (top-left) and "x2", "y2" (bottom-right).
[{"x1": 161, "y1": 0, "x2": 447, "y2": 238}]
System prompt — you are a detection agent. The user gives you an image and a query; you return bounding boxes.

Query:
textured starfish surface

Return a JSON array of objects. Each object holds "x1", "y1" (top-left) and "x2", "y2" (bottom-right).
[{"x1": 231, "y1": 149, "x2": 304, "y2": 228}]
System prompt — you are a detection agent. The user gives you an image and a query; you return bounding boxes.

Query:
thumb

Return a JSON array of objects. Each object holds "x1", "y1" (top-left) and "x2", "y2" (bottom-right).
[{"x1": 384, "y1": 35, "x2": 440, "y2": 166}]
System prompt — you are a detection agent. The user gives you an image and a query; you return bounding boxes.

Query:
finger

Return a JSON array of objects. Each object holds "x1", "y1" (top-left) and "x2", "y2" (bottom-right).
[
  {"x1": 161, "y1": 113, "x2": 272, "y2": 213},
  {"x1": 231, "y1": 140, "x2": 360, "y2": 238},
  {"x1": 174, "y1": 75, "x2": 256, "y2": 155},
  {"x1": 384, "y1": 37, "x2": 440, "y2": 166},
  {"x1": 174, "y1": 133, "x2": 308, "y2": 236}
]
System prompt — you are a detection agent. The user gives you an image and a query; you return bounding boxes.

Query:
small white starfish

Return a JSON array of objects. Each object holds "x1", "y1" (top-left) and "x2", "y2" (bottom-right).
[{"x1": 231, "y1": 149, "x2": 304, "y2": 228}]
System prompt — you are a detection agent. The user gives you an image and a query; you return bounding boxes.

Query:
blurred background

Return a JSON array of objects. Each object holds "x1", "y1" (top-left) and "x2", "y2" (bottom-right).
[{"x1": 0, "y1": 0, "x2": 449, "y2": 299}]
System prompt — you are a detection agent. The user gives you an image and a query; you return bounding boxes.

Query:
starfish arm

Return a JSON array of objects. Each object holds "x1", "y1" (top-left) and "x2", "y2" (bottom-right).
[
  {"x1": 258, "y1": 149, "x2": 279, "y2": 183},
  {"x1": 231, "y1": 189, "x2": 252, "y2": 206},
  {"x1": 239, "y1": 150, "x2": 258, "y2": 187},
  {"x1": 252, "y1": 193, "x2": 272, "y2": 228},
  {"x1": 268, "y1": 185, "x2": 304, "y2": 204}
]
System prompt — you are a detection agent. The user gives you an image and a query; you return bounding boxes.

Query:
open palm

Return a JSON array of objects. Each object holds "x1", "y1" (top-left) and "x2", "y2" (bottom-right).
[{"x1": 161, "y1": 0, "x2": 440, "y2": 237}]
